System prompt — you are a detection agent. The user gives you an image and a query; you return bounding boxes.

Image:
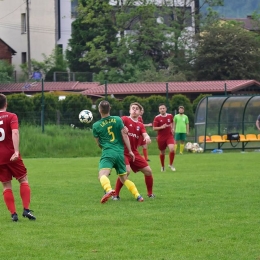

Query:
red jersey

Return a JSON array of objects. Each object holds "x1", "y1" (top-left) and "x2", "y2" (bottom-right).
[
  {"x1": 138, "y1": 116, "x2": 143, "y2": 124},
  {"x1": 121, "y1": 116, "x2": 146, "y2": 153},
  {"x1": 153, "y1": 113, "x2": 173, "y2": 139},
  {"x1": 0, "y1": 111, "x2": 19, "y2": 165}
]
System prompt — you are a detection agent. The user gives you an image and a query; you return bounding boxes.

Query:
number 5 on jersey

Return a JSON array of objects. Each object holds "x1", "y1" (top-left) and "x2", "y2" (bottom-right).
[
  {"x1": 0, "y1": 120, "x2": 5, "y2": 141},
  {"x1": 107, "y1": 126, "x2": 115, "y2": 142}
]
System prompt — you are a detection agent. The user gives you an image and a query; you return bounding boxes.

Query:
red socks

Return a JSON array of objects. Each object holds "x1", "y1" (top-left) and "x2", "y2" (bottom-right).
[
  {"x1": 20, "y1": 182, "x2": 31, "y2": 209},
  {"x1": 145, "y1": 175, "x2": 153, "y2": 196},
  {"x1": 160, "y1": 154, "x2": 165, "y2": 167},
  {"x1": 114, "y1": 177, "x2": 124, "y2": 196},
  {"x1": 3, "y1": 189, "x2": 16, "y2": 214},
  {"x1": 169, "y1": 151, "x2": 175, "y2": 165}
]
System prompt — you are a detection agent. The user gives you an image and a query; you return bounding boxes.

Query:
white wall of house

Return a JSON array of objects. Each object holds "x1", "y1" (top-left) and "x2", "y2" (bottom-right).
[
  {"x1": 0, "y1": 0, "x2": 195, "y2": 78},
  {"x1": 0, "y1": 0, "x2": 57, "y2": 77},
  {"x1": 57, "y1": 0, "x2": 76, "y2": 53}
]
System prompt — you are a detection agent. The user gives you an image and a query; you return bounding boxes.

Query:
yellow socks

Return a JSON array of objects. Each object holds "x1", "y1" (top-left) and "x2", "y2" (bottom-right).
[
  {"x1": 180, "y1": 144, "x2": 184, "y2": 153},
  {"x1": 100, "y1": 175, "x2": 112, "y2": 193},
  {"x1": 174, "y1": 144, "x2": 178, "y2": 153},
  {"x1": 124, "y1": 179, "x2": 140, "y2": 199}
]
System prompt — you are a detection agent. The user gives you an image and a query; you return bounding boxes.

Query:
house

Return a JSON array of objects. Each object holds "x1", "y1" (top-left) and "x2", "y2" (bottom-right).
[
  {"x1": 0, "y1": 0, "x2": 196, "y2": 80},
  {"x1": 0, "y1": 0, "x2": 67, "y2": 77},
  {"x1": 0, "y1": 38, "x2": 16, "y2": 64},
  {"x1": 223, "y1": 15, "x2": 260, "y2": 32}
]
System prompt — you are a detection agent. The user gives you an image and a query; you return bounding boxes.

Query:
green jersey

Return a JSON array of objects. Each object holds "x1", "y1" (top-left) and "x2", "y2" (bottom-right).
[
  {"x1": 174, "y1": 114, "x2": 189, "y2": 133},
  {"x1": 92, "y1": 116, "x2": 124, "y2": 153}
]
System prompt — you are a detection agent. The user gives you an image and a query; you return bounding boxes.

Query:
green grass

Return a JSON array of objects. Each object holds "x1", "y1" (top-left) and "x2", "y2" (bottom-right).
[{"x1": 1, "y1": 153, "x2": 260, "y2": 260}]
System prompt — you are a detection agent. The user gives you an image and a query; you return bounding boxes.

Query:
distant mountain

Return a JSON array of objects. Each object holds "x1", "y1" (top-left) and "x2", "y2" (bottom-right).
[{"x1": 200, "y1": 0, "x2": 260, "y2": 18}]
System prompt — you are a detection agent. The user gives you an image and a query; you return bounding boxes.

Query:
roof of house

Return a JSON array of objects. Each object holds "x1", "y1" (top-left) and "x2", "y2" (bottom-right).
[
  {"x1": 0, "y1": 38, "x2": 17, "y2": 55},
  {"x1": 1, "y1": 80, "x2": 260, "y2": 97},
  {"x1": 0, "y1": 82, "x2": 100, "y2": 93},
  {"x1": 223, "y1": 16, "x2": 259, "y2": 31},
  {"x1": 80, "y1": 80, "x2": 260, "y2": 96}
]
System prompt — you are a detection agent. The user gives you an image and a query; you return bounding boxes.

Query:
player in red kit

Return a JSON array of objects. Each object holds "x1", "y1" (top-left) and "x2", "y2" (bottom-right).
[
  {"x1": 113, "y1": 102, "x2": 155, "y2": 200},
  {"x1": 0, "y1": 94, "x2": 36, "y2": 221},
  {"x1": 138, "y1": 108, "x2": 152, "y2": 161},
  {"x1": 153, "y1": 103, "x2": 176, "y2": 172}
]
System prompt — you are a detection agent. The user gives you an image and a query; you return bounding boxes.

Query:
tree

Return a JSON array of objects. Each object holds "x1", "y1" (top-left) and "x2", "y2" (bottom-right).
[
  {"x1": 20, "y1": 47, "x2": 68, "y2": 82},
  {"x1": 73, "y1": 0, "x2": 117, "y2": 73},
  {"x1": 0, "y1": 60, "x2": 14, "y2": 83},
  {"x1": 66, "y1": 16, "x2": 96, "y2": 74},
  {"x1": 66, "y1": 0, "x2": 225, "y2": 83},
  {"x1": 33, "y1": 93, "x2": 60, "y2": 124},
  {"x1": 94, "y1": 97, "x2": 123, "y2": 118},
  {"x1": 192, "y1": 93, "x2": 211, "y2": 113},
  {"x1": 194, "y1": 21, "x2": 260, "y2": 81},
  {"x1": 59, "y1": 94, "x2": 93, "y2": 126},
  {"x1": 5, "y1": 94, "x2": 34, "y2": 124}
]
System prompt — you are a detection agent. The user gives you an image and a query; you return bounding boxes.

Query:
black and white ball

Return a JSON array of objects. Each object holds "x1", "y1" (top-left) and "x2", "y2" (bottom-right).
[{"x1": 79, "y1": 110, "x2": 93, "y2": 124}]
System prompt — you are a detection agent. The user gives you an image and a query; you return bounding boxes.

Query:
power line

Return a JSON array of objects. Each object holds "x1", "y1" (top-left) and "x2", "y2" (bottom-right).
[
  {"x1": 0, "y1": 23, "x2": 73, "y2": 35},
  {"x1": 0, "y1": 2, "x2": 26, "y2": 21},
  {"x1": 0, "y1": 23, "x2": 71, "y2": 33}
]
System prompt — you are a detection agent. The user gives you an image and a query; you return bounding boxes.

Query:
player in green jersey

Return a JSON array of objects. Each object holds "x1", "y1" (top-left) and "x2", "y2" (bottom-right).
[
  {"x1": 92, "y1": 100, "x2": 144, "y2": 203},
  {"x1": 173, "y1": 106, "x2": 189, "y2": 154}
]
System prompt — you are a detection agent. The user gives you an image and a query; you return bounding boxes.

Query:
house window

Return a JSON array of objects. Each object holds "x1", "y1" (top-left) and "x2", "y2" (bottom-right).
[
  {"x1": 21, "y1": 13, "x2": 26, "y2": 34},
  {"x1": 21, "y1": 52, "x2": 27, "y2": 64},
  {"x1": 71, "y1": 0, "x2": 78, "y2": 18}
]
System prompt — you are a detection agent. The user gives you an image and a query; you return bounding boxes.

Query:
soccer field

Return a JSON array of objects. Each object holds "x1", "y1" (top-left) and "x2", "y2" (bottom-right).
[{"x1": 1, "y1": 152, "x2": 260, "y2": 260}]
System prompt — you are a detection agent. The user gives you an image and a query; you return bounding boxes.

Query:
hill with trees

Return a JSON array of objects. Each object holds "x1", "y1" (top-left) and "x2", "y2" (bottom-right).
[{"x1": 201, "y1": 0, "x2": 260, "y2": 18}]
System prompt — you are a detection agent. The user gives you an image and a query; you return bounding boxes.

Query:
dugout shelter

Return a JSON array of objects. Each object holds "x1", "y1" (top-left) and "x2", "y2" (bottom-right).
[{"x1": 194, "y1": 95, "x2": 260, "y2": 151}]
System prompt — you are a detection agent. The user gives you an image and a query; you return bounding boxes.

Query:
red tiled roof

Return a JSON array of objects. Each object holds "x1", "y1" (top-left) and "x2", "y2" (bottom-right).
[
  {"x1": 80, "y1": 80, "x2": 260, "y2": 95},
  {"x1": 0, "y1": 82, "x2": 100, "y2": 93},
  {"x1": 1, "y1": 80, "x2": 260, "y2": 96}
]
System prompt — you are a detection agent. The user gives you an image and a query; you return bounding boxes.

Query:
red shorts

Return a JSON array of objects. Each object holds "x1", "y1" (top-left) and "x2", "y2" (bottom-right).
[
  {"x1": 0, "y1": 158, "x2": 27, "y2": 183},
  {"x1": 157, "y1": 136, "x2": 175, "y2": 151},
  {"x1": 125, "y1": 151, "x2": 148, "y2": 173}
]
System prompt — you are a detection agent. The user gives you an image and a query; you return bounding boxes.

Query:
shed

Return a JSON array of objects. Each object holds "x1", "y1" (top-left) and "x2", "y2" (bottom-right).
[{"x1": 195, "y1": 95, "x2": 260, "y2": 151}]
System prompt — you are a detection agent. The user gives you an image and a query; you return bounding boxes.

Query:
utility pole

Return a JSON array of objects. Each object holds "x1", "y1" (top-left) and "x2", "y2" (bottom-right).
[{"x1": 26, "y1": 0, "x2": 31, "y2": 79}]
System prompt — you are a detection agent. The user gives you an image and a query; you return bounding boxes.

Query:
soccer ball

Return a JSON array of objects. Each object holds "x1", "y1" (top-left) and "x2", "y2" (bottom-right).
[
  {"x1": 197, "y1": 147, "x2": 204, "y2": 153},
  {"x1": 185, "y1": 142, "x2": 193, "y2": 151},
  {"x1": 79, "y1": 110, "x2": 93, "y2": 124}
]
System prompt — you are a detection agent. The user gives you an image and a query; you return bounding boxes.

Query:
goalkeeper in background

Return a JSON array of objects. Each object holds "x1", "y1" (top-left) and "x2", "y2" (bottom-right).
[{"x1": 173, "y1": 106, "x2": 189, "y2": 155}]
